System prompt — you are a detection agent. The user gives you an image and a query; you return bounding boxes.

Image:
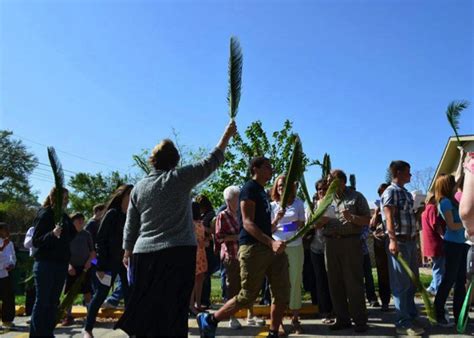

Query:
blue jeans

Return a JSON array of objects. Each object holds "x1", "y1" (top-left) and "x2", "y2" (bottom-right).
[
  {"x1": 434, "y1": 241, "x2": 469, "y2": 322},
  {"x1": 106, "y1": 278, "x2": 123, "y2": 306},
  {"x1": 386, "y1": 239, "x2": 418, "y2": 327},
  {"x1": 85, "y1": 268, "x2": 129, "y2": 332},
  {"x1": 428, "y1": 256, "x2": 445, "y2": 293},
  {"x1": 220, "y1": 262, "x2": 227, "y2": 301},
  {"x1": 30, "y1": 261, "x2": 68, "y2": 337}
]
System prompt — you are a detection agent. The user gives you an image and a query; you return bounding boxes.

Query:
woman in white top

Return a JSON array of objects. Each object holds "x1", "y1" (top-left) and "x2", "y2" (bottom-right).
[{"x1": 271, "y1": 175, "x2": 306, "y2": 334}]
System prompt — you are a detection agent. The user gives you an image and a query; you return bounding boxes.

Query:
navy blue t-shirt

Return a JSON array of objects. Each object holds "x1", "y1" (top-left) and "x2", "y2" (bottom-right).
[{"x1": 239, "y1": 180, "x2": 272, "y2": 245}]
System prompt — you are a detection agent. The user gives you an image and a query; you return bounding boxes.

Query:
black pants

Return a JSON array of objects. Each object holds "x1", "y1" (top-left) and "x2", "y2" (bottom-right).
[
  {"x1": 374, "y1": 237, "x2": 391, "y2": 306},
  {"x1": 310, "y1": 251, "x2": 332, "y2": 315},
  {"x1": 116, "y1": 246, "x2": 196, "y2": 337},
  {"x1": 302, "y1": 248, "x2": 318, "y2": 305},
  {"x1": 0, "y1": 276, "x2": 15, "y2": 323},
  {"x1": 363, "y1": 254, "x2": 378, "y2": 302},
  {"x1": 201, "y1": 247, "x2": 219, "y2": 306},
  {"x1": 434, "y1": 241, "x2": 470, "y2": 322}
]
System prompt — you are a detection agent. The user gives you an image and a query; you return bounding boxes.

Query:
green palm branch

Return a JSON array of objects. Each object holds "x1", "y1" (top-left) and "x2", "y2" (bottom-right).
[
  {"x1": 446, "y1": 100, "x2": 469, "y2": 147},
  {"x1": 457, "y1": 276, "x2": 473, "y2": 333},
  {"x1": 286, "y1": 178, "x2": 340, "y2": 244},
  {"x1": 56, "y1": 270, "x2": 88, "y2": 325},
  {"x1": 395, "y1": 253, "x2": 437, "y2": 325},
  {"x1": 280, "y1": 135, "x2": 303, "y2": 209},
  {"x1": 132, "y1": 155, "x2": 151, "y2": 175},
  {"x1": 323, "y1": 153, "x2": 331, "y2": 178},
  {"x1": 47, "y1": 147, "x2": 64, "y2": 226},
  {"x1": 349, "y1": 174, "x2": 356, "y2": 190},
  {"x1": 315, "y1": 153, "x2": 332, "y2": 179},
  {"x1": 299, "y1": 174, "x2": 314, "y2": 212},
  {"x1": 228, "y1": 36, "x2": 243, "y2": 119}
]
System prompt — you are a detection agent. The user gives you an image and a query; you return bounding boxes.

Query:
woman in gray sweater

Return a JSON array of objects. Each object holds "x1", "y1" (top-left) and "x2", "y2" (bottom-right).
[{"x1": 115, "y1": 120, "x2": 236, "y2": 337}]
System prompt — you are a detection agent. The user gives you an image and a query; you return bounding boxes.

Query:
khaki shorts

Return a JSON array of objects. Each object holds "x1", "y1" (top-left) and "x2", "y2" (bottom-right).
[{"x1": 235, "y1": 243, "x2": 290, "y2": 307}]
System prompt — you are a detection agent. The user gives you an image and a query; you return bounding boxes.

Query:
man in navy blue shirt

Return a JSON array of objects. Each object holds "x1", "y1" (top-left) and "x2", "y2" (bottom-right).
[{"x1": 197, "y1": 157, "x2": 289, "y2": 338}]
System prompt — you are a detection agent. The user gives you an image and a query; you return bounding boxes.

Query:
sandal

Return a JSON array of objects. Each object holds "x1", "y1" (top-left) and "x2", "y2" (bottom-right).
[{"x1": 291, "y1": 319, "x2": 303, "y2": 334}]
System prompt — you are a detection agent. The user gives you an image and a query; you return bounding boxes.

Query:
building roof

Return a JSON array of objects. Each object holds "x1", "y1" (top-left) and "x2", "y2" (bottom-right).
[{"x1": 428, "y1": 134, "x2": 474, "y2": 192}]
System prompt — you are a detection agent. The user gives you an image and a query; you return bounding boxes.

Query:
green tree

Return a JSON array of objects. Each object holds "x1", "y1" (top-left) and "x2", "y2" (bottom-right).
[
  {"x1": 68, "y1": 171, "x2": 133, "y2": 217},
  {"x1": 201, "y1": 119, "x2": 315, "y2": 207},
  {"x1": 0, "y1": 130, "x2": 38, "y2": 204}
]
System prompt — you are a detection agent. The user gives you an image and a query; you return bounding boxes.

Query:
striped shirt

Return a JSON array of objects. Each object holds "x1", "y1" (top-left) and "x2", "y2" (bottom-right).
[
  {"x1": 215, "y1": 209, "x2": 239, "y2": 261},
  {"x1": 381, "y1": 182, "x2": 417, "y2": 237}
]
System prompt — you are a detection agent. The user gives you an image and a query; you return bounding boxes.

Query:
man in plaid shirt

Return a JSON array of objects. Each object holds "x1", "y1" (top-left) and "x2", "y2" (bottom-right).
[
  {"x1": 215, "y1": 186, "x2": 242, "y2": 329},
  {"x1": 382, "y1": 160, "x2": 423, "y2": 336}
]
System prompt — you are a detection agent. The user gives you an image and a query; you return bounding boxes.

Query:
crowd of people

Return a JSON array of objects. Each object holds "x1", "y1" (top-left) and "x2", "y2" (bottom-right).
[{"x1": 0, "y1": 118, "x2": 473, "y2": 338}]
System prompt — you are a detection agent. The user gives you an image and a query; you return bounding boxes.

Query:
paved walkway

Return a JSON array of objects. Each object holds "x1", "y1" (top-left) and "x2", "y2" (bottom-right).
[{"x1": 2, "y1": 299, "x2": 473, "y2": 337}]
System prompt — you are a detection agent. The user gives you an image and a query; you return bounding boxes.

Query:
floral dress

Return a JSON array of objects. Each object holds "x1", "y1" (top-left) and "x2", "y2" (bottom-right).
[{"x1": 194, "y1": 220, "x2": 208, "y2": 275}]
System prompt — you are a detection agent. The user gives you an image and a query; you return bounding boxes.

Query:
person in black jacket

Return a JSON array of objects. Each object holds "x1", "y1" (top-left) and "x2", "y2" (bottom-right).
[
  {"x1": 83, "y1": 184, "x2": 133, "y2": 338},
  {"x1": 29, "y1": 187, "x2": 77, "y2": 337}
]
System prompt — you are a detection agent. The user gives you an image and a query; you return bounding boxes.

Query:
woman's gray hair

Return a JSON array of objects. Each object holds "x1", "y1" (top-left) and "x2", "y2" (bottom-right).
[{"x1": 223, "y1": 185, "x2": 240, "y2": 202}]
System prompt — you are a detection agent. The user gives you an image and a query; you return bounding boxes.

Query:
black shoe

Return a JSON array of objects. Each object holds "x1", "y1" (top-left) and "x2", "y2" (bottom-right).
[
  {"x1": 354, "y1": 324, "x2": 368, "y2": 333},
  {"x1": 369, "y1": 300, "x2": 381, "y2": 308},
  {"x1": 329, "y1": 321, "x2": 352, "y2": 331},
  {"x1": 381, "y1": 304, "x2": 390, "y2": 312}
]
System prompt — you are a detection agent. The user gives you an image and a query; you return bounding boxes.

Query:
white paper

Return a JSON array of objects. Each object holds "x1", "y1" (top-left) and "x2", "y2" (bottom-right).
[{"x1": 96, "y1": 272, "x2": 112, "y2": 287}]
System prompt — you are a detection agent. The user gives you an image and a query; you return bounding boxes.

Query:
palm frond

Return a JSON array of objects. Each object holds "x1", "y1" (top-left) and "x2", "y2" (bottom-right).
[
  {"x1": 395, "y1": 253, "x2": 437, "y2": 325},
  {"x1": 299, "y1": 174, "x2": 314, "y2": 212},
  {"x1": 446, "y1": 100, "x2": 469, "y2": 147},
  {"x1": 56, "y1": 270, "x2": 88, "y2": 325},
  {"x1": 228, "y1": 36, "x2": 243, "y2": 119},
  {"x1": 323, "y1": 153, "x2": 331, "y2": 178},
  {"x1": 132, "y1": 155, "x2": 151, "y2": 175},
  {"x1": 286, "y1": 178, "x2": 340, "y2": 243},
  {"x1": 47, "y1": 147, "x2": 64, "y2": 225},
  {"x1": 457, "y1": 276, "x2": 473, "y2": 333},
  {"x1": 349, "y1": 174, "x2": 356, "y2": 190},
  {"x1": 280, "y1": 135, "x2": 303, "y2": 209}
]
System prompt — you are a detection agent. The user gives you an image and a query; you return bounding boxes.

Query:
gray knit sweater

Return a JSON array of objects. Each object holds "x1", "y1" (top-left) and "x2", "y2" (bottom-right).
[{"x1": 123, "y1": 148, "x2": 225, "y2": 253}]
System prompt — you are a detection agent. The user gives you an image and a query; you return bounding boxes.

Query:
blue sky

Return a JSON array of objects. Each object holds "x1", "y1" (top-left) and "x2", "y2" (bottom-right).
[{"x1": 1, "y1": 0, "x2": 473, "y2": 204}]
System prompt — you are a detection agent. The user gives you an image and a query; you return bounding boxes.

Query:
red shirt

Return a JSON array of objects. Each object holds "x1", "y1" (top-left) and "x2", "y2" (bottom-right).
[
  {"x1": 215, "y1": 209, "x2": 239, "y2": 261},
  {"x1": 421, "y1": 204, "x2": 445, "y2": 257}
]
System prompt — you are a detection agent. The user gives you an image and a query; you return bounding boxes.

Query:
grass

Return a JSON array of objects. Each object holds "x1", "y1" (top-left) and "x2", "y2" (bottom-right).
[{"x1": 15, "y1": 269, "x2": 433, "y2": 305}]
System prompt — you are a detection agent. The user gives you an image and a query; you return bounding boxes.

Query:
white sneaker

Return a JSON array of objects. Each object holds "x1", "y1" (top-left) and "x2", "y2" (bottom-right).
[
  {"x1": 229, "y1": 318, "x2": 242, "y2": 329},
  {"x1": 247, "y1": 316, "x2": 265, "y2": 326}
]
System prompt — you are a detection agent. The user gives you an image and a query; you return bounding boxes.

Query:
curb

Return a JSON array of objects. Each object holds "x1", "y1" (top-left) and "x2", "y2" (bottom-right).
[{"x1": 16, "y1": 304, "x2": 318, "y2": 319}]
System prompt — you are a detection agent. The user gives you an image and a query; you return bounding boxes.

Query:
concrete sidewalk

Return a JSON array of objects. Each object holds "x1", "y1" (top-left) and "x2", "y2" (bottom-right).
[{"x1": 3, "y1": 299, "x2": 473, "y2": 337}]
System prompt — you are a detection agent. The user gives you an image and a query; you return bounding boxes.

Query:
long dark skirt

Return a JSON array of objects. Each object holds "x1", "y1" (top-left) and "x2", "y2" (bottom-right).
[{"x1": 115, "y1": 246, "x2": 196, "y2": 337}]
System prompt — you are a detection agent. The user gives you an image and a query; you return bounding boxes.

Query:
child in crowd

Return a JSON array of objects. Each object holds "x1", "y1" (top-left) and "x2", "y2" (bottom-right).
[
  {"x1": 61, "y1": 213, "x2": 95, "y2": 326},
  {"x1": 190, "y1": 202, "x2": 209, "y2": 316},
  {"x1": 0, "y1": 222, "x2": 16, "y2": 330}
]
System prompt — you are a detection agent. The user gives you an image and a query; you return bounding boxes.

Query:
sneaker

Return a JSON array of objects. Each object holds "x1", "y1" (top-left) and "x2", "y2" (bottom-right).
[
  {"x1": 101, "y1": 301, "x2": 117, "y2": 309},
  {"x1": 247, "y1": 316, "x2": 266, "y2": 326},
  {"x1": 228, "y1": 317, "x2": 242, "y2": 330},
  {"x1": 369, "y1": 300, "x2": 381, "y2": 308},
  {"x1": 354, "y1": 324, "x2": 368, "y2": 333},
  {"x1": 436, "y1": 317, "x2": 454, "y2": 328},
  {"x1": 1, "y1": 322, "x2": 15, "y2": 330},
  {"x1": 197, "y1": 312, "x2": 217, "y2": 338},
  {"x1": 395, "y1": 326, "x2": 425, "y2": 336},
  {"x1": 381, "y1": 304, "x2": 390, "y2": 312},
  {"x1": 329, "y1": 321, "x2": 352, "y2": 331}
]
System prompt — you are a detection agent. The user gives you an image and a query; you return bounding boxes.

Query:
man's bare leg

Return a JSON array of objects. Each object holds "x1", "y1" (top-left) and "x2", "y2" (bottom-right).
[{"x1": 269, "y1": 303, "x2": 286, "y2": 331}]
